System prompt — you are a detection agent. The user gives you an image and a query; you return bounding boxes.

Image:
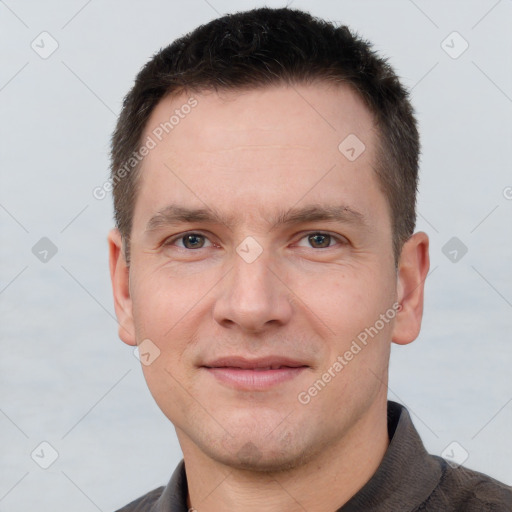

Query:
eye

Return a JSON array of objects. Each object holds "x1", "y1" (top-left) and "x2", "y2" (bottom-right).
[
  {"x1": 164, "y1": 232, "x2": 214, "y2": 250},
  {"x1": 296, "y1": 232, "x2": 346, "y2": 249}
]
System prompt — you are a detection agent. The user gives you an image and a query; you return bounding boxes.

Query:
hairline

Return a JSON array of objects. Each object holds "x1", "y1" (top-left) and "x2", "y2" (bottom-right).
[{"x1": 121, "y1": 80, "x2": 401, "y2": 267}]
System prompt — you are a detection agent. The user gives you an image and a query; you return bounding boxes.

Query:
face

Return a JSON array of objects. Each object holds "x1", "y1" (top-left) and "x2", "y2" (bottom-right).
[{"x1": 109, "y1": 83, "x2": 428, "y2": 471}]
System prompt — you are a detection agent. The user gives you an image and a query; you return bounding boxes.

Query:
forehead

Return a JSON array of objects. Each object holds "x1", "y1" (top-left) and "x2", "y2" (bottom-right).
[{"x1": 133, "y1": 83, "x2": 389, "y2": 233}]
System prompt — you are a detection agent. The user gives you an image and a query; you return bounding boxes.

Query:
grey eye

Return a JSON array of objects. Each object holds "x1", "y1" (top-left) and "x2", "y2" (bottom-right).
[
  {"x1": 307, "y1": 233, "x2": 332, "y2": 248},
  {"x1": 182, "y1": 234, "x2": 206, "y2": 249}
]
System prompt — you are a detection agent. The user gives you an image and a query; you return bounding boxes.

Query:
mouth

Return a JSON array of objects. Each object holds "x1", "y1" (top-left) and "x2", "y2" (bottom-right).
[{"x1": 201, "y1": 356, "x2": 310, "y2": 391}]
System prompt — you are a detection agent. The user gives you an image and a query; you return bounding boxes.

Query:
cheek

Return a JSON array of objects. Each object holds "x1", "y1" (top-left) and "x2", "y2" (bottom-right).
[
  {"x1": 130, "y1": 269, "x2": 202, "y2": 423},
  {"x1": 292, "y1": 262, "x2": 395, "y2": 344},
  {"x1": 130, "y1": 262, "x2": 203, "y2": 338}
]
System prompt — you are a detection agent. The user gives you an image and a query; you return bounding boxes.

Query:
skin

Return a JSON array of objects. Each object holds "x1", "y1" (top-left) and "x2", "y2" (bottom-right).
[{"x1": 109, "y1": 83, "x2": 430, "y2": 511}]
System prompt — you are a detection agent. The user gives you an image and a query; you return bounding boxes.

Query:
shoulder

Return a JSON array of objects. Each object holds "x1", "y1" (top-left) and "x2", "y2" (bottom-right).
[
  {"x1": 114, "y1": 486, "x2": 165, "y2": 512},
  {"x1": 423, "y1": 456, "x2": 512, "y2": 511},
  {"x1": 114, "y1": 459, "x2": 187, "y2": 511}
]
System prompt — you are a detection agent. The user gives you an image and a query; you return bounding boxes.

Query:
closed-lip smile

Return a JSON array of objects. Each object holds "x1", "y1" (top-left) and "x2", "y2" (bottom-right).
[{"x1": 201, "y1": 356, "x2": 309, "y2": 390}]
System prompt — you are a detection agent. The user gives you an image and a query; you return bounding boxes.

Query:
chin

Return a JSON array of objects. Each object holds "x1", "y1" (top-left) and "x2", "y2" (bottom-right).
[
  {"x1": 201, "y1": 428, "x2": 317, "y2": 474},
  {"x1": 214, "y1": 447, "x2": 309, "y2": 473}
]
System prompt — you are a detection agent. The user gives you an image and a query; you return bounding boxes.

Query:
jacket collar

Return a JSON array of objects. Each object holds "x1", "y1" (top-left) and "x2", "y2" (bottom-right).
[{"x1": 339, "y1": 401, "x2": 442, "y2": 511}]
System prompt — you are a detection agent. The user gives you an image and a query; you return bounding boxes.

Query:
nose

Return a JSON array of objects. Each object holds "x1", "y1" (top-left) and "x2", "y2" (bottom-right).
[{"x1": 212, "y1": 247, "x2": 293, "y2": 333}]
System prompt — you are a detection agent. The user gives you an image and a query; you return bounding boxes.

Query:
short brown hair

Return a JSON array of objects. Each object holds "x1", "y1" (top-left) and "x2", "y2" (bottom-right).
[{"x1": 110, "y1": 7, "x2": 420, "y2": 266}]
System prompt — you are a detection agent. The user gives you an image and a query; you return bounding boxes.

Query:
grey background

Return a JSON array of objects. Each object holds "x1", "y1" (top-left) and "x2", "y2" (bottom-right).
[{"x1": 1, "y1": 0, "x2": 511, "y2": 510}]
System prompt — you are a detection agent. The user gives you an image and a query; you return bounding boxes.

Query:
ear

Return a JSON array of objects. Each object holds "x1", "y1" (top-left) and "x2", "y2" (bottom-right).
[
  {"x1": 108, "y1": 228, "x2": 136, "y2": 346},
  {"x1": 391, "y1": 231, "x2": 430, "y2": 346}
]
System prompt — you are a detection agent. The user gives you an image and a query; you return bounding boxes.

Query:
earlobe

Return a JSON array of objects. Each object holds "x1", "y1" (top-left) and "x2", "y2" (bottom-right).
[
  {"x1": 391, "y1": 231, "x2": 430, "y2": 346},
  {"x1": 108, "y1": 228, "x2": 136, "y2": 346}
]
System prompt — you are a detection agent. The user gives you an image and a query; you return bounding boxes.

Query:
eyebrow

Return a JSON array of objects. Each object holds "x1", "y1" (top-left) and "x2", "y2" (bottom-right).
[{"x1": 145, "y1": 203, "x2": 369, "y2": 233}]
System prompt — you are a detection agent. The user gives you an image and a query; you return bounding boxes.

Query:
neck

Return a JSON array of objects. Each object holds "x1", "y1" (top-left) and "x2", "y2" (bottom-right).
[{"x1": 179, "y1": 399, "x2": 389, "y2": 512}]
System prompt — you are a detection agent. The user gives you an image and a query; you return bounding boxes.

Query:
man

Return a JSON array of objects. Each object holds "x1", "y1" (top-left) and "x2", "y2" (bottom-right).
[{"x1": 108, "y1": 7, "x2": 512, "y2": 512}]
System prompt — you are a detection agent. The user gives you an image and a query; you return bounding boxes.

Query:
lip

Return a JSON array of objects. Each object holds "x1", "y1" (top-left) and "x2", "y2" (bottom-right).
[{"x1": 201, "y1": 356, "x2": 309, "y2": 391}]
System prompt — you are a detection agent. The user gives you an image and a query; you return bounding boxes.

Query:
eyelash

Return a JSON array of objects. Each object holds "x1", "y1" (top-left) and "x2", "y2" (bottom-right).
[{"x1": 162, "y1": 231, "x2": 348, "y2": 250}]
